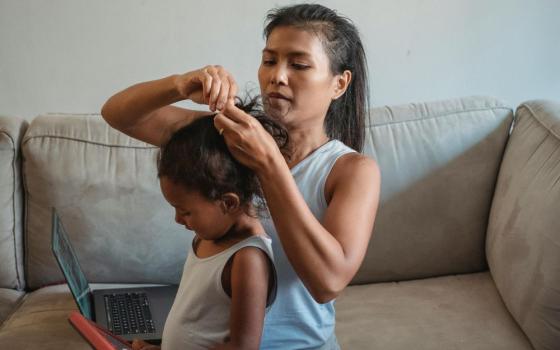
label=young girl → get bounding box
[104,4,381,350]
[132,100,288,350]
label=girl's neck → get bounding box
[214,213,263,245]
[194,213,263,258]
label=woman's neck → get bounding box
[286,124,330,169]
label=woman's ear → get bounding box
[333,70,352,100]
[220,193,241,214]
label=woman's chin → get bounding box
[264,104,291,122]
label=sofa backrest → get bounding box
[486,100,560,350]
[352,96,513,284]
[0,116,27,290]
[20,96,515,289]
[22,114,192,290]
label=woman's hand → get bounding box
[175,65,238,111]
[131,339,160,350]
[213,101,285,174]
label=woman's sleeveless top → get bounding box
[260,140,356,350]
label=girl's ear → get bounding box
[333,70,352,100]
[220,193,241,214]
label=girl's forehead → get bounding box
[161,177,196,199]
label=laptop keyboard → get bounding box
[104,292,156,335]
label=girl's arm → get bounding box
[101,66,237,146]
[212,247,271,350]
[214,104,381,303]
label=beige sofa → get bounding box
[0,96,558,349]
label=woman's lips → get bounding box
[267,92,291,101]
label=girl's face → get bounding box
[159,177,235,241]
[258,26,346,129]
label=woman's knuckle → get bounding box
[247,118,258,129]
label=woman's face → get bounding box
[258,26,342,129]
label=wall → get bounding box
[1,0,559,120]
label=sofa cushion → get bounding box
[354,96,513,284]
[336,272,532,349]
[0,288,25,325]
[0,284,163,349]
[486,100,560,350]
[0,116,28,290]
[0,284,93,349]
[22,114,192,290]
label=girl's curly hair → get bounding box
[157,96,290,216]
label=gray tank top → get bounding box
[161,235,276,350]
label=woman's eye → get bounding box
[262,59,275,66]
[292,63,310,70]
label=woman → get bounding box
[103,4,380,350]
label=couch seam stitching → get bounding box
[0,292,27,333]
[0,130,22,291]
[518,103,560,140]
[367,106,512,128]
[22,143,30,291]
[22,135,158,149]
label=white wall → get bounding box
[1,0,559,121]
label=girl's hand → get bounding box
[131,339,160,350]
[213,101,285,173]
[174,65,238,111]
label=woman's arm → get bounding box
[260,153,380,303]
[101,66,237,146]
[212,247,271,350]
[214,104,381,303]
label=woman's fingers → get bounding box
[201,65,237,112]
[213,112,240,136]
[215,74,230,111]
[214,109,282,173]
[177,65,236,108]
[201,69,213,104]
[222,102,253,124]
[228,75,238,102]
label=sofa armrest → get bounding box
[487,100,560,350]
[0,116,28,290]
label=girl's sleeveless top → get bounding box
[161,235,276,350]
[260,140,356,350]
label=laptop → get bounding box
[51,208,178,342]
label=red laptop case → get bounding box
[68,311,133,350]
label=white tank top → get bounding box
[161,234,276,350]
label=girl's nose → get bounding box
[184,222,193,231]
[174,211,184,225]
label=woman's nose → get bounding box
[270,64,288,86]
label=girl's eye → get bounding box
[177,209,190,216]
[262,59,275,66]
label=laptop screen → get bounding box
[51,209,94,320]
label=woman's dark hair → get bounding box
[264,3,369,152]
[157,96,289,216]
